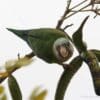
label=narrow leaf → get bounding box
[82,51,100,95]
[0,85,7,100]
[55,56,83,100]
[8,75,22,100]
[0,85,4,94]
[29,86,47,100]
[72,16,89,53]
[1,94,7,100]
[34,90,47,100]
[90,49,100,61]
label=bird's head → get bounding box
[53,37,74,63]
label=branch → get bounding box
[65,3,91,19]
[56,0,72,29]
[55,56,83,100]
[56,0,89,29]
[71,7,100,18]
[0,52,35,83]
[56,0,100,30]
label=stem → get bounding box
[55,56,83,100]
[56,7,70,29]
[56,0,73,29]
[71,9,100,16]
[63,24,73,30]
[0,52,35,83]
[56,0,90,29]
[81,51,100,95]
[66,0,72,10]
[70,0,88,10]
[71,9,92,12]
[0,68,18,83]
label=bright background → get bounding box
[0,0,100,100]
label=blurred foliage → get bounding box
[0,85,7,100]
[29,86,47,100]
[5,55,33,73]
[8,75,22,100]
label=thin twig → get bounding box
[65,3,91,19]
[63,23,73,30]
[71,8,100,13]
[71,7,100,19]
[71,9,91,12]
[56,0,72,29]
[56,0,90,29]
[66,0,72,10]
[70,0,88,10]
[0,68,18,83]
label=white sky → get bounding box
[0,0,100,100]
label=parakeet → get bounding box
[7,28,73,65]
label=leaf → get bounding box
[81,51,100,95]
[0,85,4,94]
[0,85,7,100]
[29,86,47,100]
[34,90,47,100]
[8,75,22,100]
[72,16,89,53]
[90,49,100,61]
[55,56,83,100]
[1,94,7,100]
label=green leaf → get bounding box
[0,85,4,94]
[90,49,100,62]
[72,16,89,53]
[55,56,83,100]
[8,75,22,100]
[35,91,47,100]
[29,86,47,100]
[81,51,100,96]
[1,94,7,100]
[0,85,7,100]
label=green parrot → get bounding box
[7,28,73,65]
